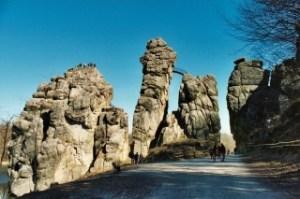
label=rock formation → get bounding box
[8,64,129,196]
[270,58,300,142]
[153,73,221,147]
[227,57,300,151]
[132,38,176,157]
[156,113,187,145]
[90,107,129,173]
[227,59,270,151]
[227,25,300,151]
[177,74,220,143]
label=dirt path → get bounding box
[22,155,292,199]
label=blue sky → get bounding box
[0,0,250,133]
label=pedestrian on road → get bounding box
[134,152,140,165]
[219,143,226,162]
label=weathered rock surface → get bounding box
[90,107,129,173]
[8,64,129,196]
[227,59,270,151]
[132,38,176,157]
[270,58,300,142]
[227,26,300,150]
[177,74,221,143]
[227,55,300,151]
[156,113,187,145]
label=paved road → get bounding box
[23,155,291,199]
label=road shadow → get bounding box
[21,155,290,199]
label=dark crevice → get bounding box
[150,101,169,148]
[32,156,38,184]
[14,161,21,171]
[64,115,89,129]
[41,112,51,141]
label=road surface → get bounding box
[23,155,291,199]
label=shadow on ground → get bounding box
[21,155,291,199]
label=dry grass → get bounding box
[145,139,209,162]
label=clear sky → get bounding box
[0,0,251,134]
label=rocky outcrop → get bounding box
[227,59,270,151]
[156,113,187,145]
[90,107,129,173]
[177,74,220,143]
[8,64,129,196]
[270,59,300,142]
[227,24,300,151]
[132,38,176,157]
[227,56,300,151]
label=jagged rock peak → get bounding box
[141,38,176,65]
[146,37,168,49]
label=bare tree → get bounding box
[231,0,300,66]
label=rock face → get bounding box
[270,59,300,142]
[156,113,187,145]
[8,64,129,196]
[132,38,176,157]
[177,74,221,143]
[227,59,270,151]
[90,107,129,173]
[227,25,300,151]
[227,56,300,151]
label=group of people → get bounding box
[209,143,227,162]
[128,141,228,166]
[129,152,143,165]
[129,141,143,165]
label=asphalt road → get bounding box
[23,155,291,199]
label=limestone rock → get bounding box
[177,74,220,142]
[132,38,176,157]
[8,64,129,196]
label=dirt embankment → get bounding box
[245,145,300,199]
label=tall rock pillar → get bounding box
[132,38,176,157]
[227,58,270,151]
